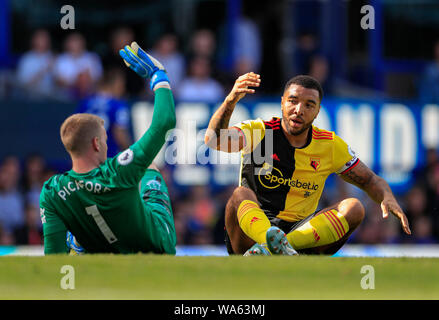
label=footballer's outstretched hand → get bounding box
[340,160,412,235]
[119,42,169,90]
[226,72,261,104]
[381,197,411,235]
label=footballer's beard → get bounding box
[282,116,314,136]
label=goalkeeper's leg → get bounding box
[140,164,176,254]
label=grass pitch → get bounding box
[0,255,438,300]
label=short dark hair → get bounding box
[283,75,323,101]
[60,113,105,157]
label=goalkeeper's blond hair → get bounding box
[60,113,105,157]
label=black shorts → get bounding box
[225,211,319,255]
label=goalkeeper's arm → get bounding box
[40,199,69,255]
[119,42,176,165]
[132,87,176,165]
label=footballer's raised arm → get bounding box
[204,72,260,152]
[340,160,411,235]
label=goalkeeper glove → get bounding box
[119,42,170,90]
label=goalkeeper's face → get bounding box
[281,84,320,136]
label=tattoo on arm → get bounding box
[211,108,234,136]
[206,102,243,152]
[342,162,373,188]
[341,161,392,203]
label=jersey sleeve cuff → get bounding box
[233,126,247,150]
[337,157,360,175]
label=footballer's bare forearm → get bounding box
[363,174,394,204]
[207,98,236,135]
[341,161,393,204]
[205,72,259,150]
[342,161,411,234]
[204,98,240,150]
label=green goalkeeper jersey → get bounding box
[40,88,176,254]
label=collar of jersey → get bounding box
[280,125,313,150]
[68,167,100,177]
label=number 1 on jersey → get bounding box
[85,205,118,244]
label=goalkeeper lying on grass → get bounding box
[40,42,177,254]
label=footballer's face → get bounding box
[281,84,320,136]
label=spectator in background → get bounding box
[172,185,219,245]
[423,149,439,210]
[76,68,131,158]
[16,29,54,98]
[393,186,432,243]
[188,29,230,90]
[427,162,439,238]
[13,203,43,245]
[232,16,262,76]
[0,223,14,245]
[293,32,319,76]
[413,148,438,186]
[53,32,103,99]
[309,54,333,96]
[21,154,46,209]
[217,15,261,84]
[102,27,145,97]
[411,216,436,244]
[419,39,439,104]
[184,185,216,245]
[404,186,428,222]
[189,29,216,60]
[177,56,224,103]
[0,156,24,240]
[151,33,185,91]
[354,204,387,244]
[413,148,439,239]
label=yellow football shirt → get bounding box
[233,117,359,222]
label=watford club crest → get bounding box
[310,157,320,171]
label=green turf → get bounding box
[0,255,438,299]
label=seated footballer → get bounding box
[204,72,411,255]
[40,42,177,254]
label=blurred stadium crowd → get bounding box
[1,147,439,246]
[2,25,255,102]
[1,3,439,248]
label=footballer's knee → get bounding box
[225,187,257,224]
[230,186,258,204]
[339,198,365,228]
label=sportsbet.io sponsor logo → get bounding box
[263,174,320,190]
[258,163,319,191]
